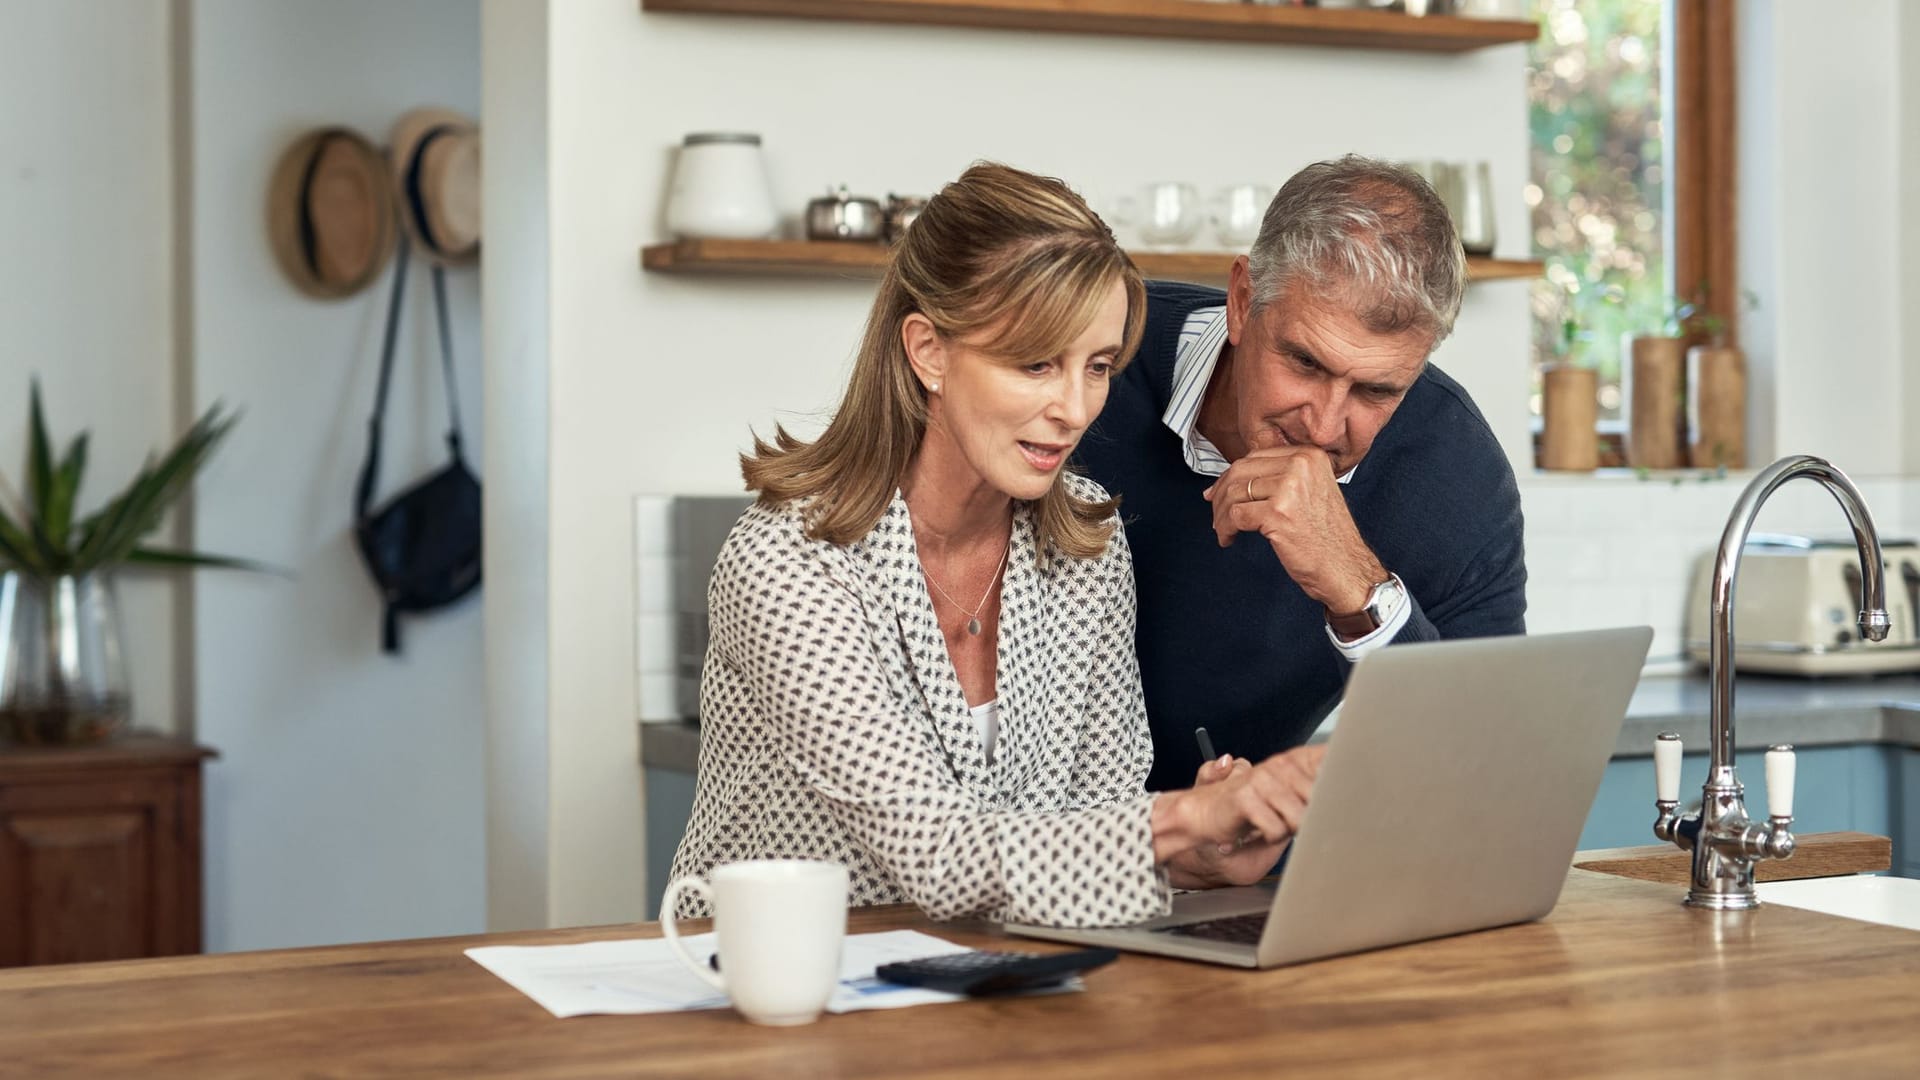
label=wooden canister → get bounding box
[1688,345,1746,469]
[1540,363,1599,470]
[1627,335,1686,469]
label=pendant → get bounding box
[967,618,982,636]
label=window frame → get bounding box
[1670,0,1739,350]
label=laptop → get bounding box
[1005,626,1653,968]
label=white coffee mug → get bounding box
[660,859,849,1026]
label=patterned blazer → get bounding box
[668,473,1173,927]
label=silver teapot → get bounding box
[805,186,885,242]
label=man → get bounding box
[1078,155,1527,792]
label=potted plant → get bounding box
[1685,289,1759,470]
[0,382,257,745]
[1624,298,1692,470]
[1540,313,1600,471]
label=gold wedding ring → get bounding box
[1245,478,1255,502]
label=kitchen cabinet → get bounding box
[640,0,1538,53]
[1903,750,1920,876]
[644,763,696,918]
[0,734,214,967]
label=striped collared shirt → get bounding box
[1157,306,1402,661]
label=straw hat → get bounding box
[266,127,397,299]
[389,108,481,266]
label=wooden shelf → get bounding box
[640,0,1538,53]
[641,237,1543,285]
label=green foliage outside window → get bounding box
[1527,0,1666,422]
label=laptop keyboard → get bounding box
[1160,912,1267,945]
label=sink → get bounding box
[1755,875,1920,932]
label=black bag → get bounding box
[353,237,481,653]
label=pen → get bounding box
[1196,726,1254,851]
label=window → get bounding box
[1525,0,1737,465]
[1527,0,1665,427]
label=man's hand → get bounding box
[1203,445,1385,616]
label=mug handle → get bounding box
[660,875,727,994]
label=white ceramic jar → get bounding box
[665,133,779,241]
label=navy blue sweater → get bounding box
[1077,281,1527,791]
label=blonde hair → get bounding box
[742,162,1146,560]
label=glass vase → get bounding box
[0,571,131,744]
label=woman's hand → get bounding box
[1165,755,1288,888]
[1153,745,1327,888]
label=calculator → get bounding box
[875,947,1119,996]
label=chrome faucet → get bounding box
[1652,455,1891,909]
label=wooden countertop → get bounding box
[2,868,1917,1077]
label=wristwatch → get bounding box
[1326,573,1407,641]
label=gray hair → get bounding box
[1244,155,1466,349]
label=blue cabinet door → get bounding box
[644,766,699,920]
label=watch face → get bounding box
[1367,576,1406,623]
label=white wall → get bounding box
[1738,0,1779,466]
[187,0,486,952]
[1903,1,1920,477]
[0,0,180,735]
[480,0,553,933]
[1741,0,1904,471]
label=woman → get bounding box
[670,163,1320,928]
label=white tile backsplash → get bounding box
[1519,473,1920,671]
[636,613,674,674]
[635,495,672,557]
[637,674,678,723]
[635,496,678,721]
[636,556,674,615]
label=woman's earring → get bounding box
[929,381,940,394]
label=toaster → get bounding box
[1683,534,1920,675]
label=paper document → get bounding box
[466,929,978,1018]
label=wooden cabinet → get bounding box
[0,735,214,967]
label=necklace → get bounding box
[922,532,1011,636]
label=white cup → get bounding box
[1209,183,1275,249]
[1112,182,1203,249]
[660,859,849,1026]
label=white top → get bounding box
[970,698,1001,764]
[1161,305,1410,662]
